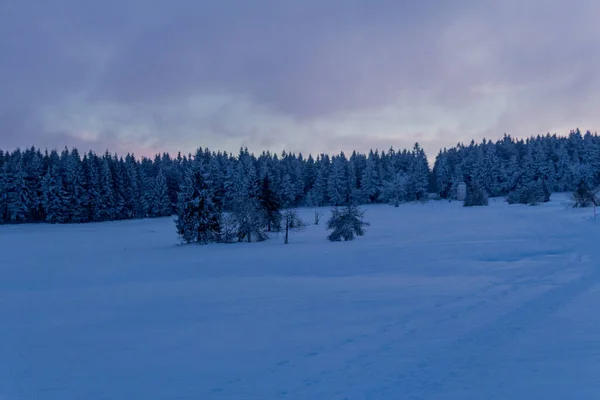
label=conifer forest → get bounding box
[1,128,599,228]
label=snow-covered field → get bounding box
[1,194,599,399]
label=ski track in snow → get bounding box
[1,194,599,399]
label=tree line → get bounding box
[1,128,600,226]
[433,128,600,205]
[0,143,429,225]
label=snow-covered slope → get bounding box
[1,194,599,399]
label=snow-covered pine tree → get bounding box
[122,154,140,219]
[83,152,103,222]
[553,143,572,192]
[42,161,69,224]
[138,161,153,217]
[291,154,306,203]
[408,143,430,202]
[360,153,380,203]
[583,131,600,186]
[347,157,362,204]
[228,162,267,242]
[327,154,349,206]
[175,166,222,244]
[98,156,116,221]
[433,150,452,199]
[280,173,296,208]
[379,150,393,184]
[108,155,128,220]
[463,180,489,206]
[5,156,30,223]
[381,172,409,206]
[509,146,551,205]
[160,153,181,208]
[307,156,328,207]
[480,144,502,197]
[326,204,370,241]
[533,142,555,192]
[62,148,89,223]
[0,163,8,224]
[258,174,281,232]
[149,168,172,217]
[208,155,226,209]
[24,148,45,222]
[302,154,317,204]
[503,154,521,194]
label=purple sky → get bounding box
[1,0,600,159]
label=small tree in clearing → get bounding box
[232,200,268,242]
[282,209,305,244]
[571,181,599,208]
[314,210,323,225]
[326,204,369,242]
[175,169,221,245]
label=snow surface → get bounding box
[1,194,599,399]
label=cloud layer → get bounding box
[2,0,600,159]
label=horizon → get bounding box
[1,128,595,166]
[2,1,600,160]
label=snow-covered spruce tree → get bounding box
[0,163,8,224]
[149,168,172,217]
[24,149,45,222]
[42,163,69,224]
[98,156,116,221]
[326,204,370,242]
[106,154,127,220]
[554,143,572,191]
[308,157,328,206]
[407,143,430,202]
[327,154,349,206]
[110,158,131,220]
[5,157,30,223]
[347,157,362,204]
[381,172,408,206]
[280,173,295,209]
[122,154,141,219]
[480,144,503,197]
[83,152,103,222]
[291,154,307,202]
[539,178,552,203]
[227,162,267,242]
[175,167,222,244]
[463,181,488,207]
[62,148,89,223]
[258,174,281,232]
[433,151,452,199]
[208,155,226,209]
[138,165,152,217]
[360,153,380,203]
